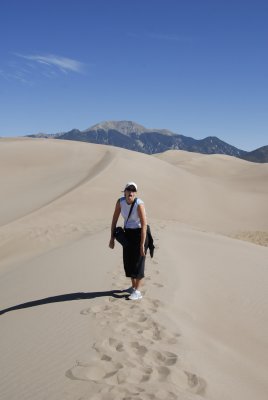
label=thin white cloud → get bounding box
[15,53,85,73]
[0,68,30,84]
[0,53,86,85]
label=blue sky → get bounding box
[0,0,267,151]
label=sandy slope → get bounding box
[155,150,268,245]
[0,139,267,400]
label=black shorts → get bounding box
[123,228,147,279]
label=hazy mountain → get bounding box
[26,120,267,162]
[238,145,268,163]
[26,132,63,139]
[27,133,54,138]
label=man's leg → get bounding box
[131,278,141,290]
[134,278,142,291]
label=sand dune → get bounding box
[155,149,268,244]
[0,139,267,400]
[0,138,115,226]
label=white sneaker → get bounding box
[129,290,142,300]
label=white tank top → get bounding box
[120,197,144,229]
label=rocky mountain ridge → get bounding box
[26,120,268,163]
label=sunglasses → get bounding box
[126,186,137,192]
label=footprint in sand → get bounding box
[156,366,171,381]
[67,359,154,387]
[153,390,178,400]
[66,359,123,383]
[130,343,179,369]
[80,303,111,316]
[167,369,206,395]
[152,282,164,288]
[130,341,148,357]
[184,370,207,395]
[93,337,125,355]
[80,307,91,315]
[148,350,178,366]
[108,337,125,352]
[89,384,150,400]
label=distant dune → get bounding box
[1,139,267,400]
[155,149,268,242]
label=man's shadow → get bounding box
[0,290,129,316]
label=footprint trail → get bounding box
[66,252,206,400]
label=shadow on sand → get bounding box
[0,290,129,315]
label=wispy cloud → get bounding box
[0,53,86,85]
[15,53,85,74]
[0,68,32,84]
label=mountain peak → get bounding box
[83,120,149,135]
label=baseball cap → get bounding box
[123,181,138,191]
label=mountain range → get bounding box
[26,120,268,163]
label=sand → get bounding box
[0,139,267,400]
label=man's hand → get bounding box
[109,238,115,249]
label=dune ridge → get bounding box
[0,139,267,400]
